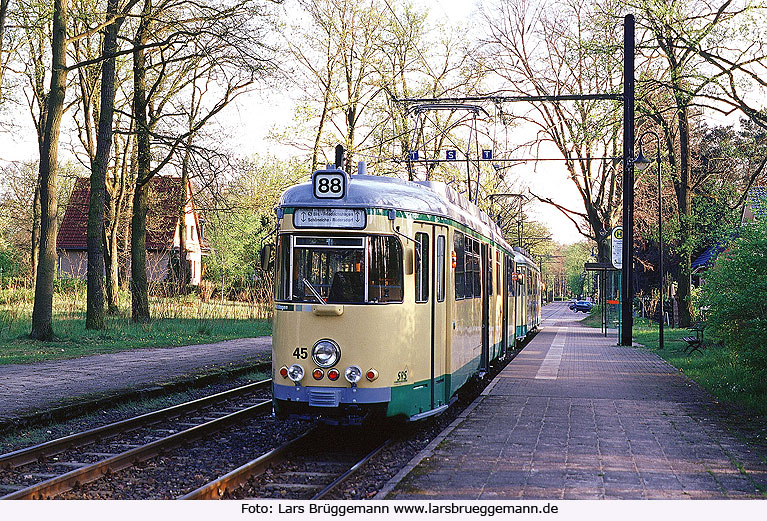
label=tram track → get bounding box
[0,379,274,499]
[1,324,539,500]
[182,427,391,500]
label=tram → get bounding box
[270,164,541,424]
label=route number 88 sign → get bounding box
[313,170,346,199]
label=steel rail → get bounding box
[311,439,391,500]
[179,429,316,500]
[1,400,272,500]
[0,379,272,470]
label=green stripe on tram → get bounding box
[282,206,524,260]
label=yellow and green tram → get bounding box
[271,167,541,424]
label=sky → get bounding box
[0,0,587,246]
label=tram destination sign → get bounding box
[294,208,366,229]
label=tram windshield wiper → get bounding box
[303,278,327,305]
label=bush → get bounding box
[701,218,767,369]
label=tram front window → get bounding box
[293,238,365,303]
[282,235,403,304]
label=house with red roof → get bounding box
[56,176,205,285]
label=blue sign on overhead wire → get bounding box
[408,150,419,161]
[482,149,493,160]
[446,150,457,160]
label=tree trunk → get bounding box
[130,182,150,322]
[130,0,151,323]
[31,178,41,287]
[86,0,123,329]
[103,218,119,313]
[31,0,68,341]
[675,101,694,327]
[178,140,191,291]
[103,179,121,313]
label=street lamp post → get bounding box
[633,131,664,350]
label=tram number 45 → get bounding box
[293,347,308,359]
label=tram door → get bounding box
[415,223,449,412]
[480,243,490,372]
[502,254,509,356]
[431,225,449,409]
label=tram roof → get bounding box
[279,174,520,253]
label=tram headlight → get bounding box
[312,339,341,368]
[344,365,362,384]
[287,364,305,382]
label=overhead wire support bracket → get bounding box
[406,103,490,117]
[394,93,624,105]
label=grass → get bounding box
[0,284,272,365]
[588,312,767,418]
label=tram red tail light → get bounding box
[279,366,289,378]
[312,368,324,380]
[366,368,379,382]
[327,368,340,381]
[451,251,457,268]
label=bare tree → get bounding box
[0,0,11,99]
[482,0,624,262]
[30,0,67,340]
[129,0,276,322]
[285,0,389,172]
[631,0,767,326]
[83,0,138,328]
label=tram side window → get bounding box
[527,269,532,296]
[368,236,404,303]
[469,238,481,299]
[437,235,445,302]
[487,246,493,296]
[496,251,502,294]
[454,232,465,299]
[275,234,290,301]
[415,232,430,303]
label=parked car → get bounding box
[571,300,593,313]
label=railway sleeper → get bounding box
[264,483,322,492]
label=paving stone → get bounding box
[387,302,767,500]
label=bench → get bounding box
[681,322,705,355]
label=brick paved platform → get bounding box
[383,302,767,499]
[0,337,271,420]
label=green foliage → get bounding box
[702,216,767,369]
[563,242,593,297]
[203,154,306,294]
[0,247,21,278]
[631,317,767,418]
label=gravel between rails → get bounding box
[4,351,521,500]
[0,372,270,455]
[57,416,314,500]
